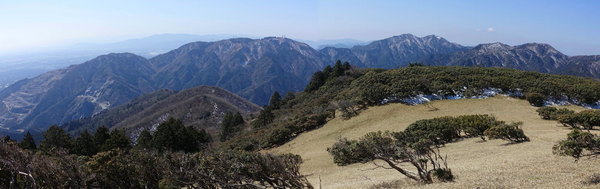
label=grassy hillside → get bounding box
[270,96,600,188]
[226,65,600,151]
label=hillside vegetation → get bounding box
[270,96,600,188]
[226,65,600,151]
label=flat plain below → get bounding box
[270,96,600,189]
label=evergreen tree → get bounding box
[252,109,274,129]
[269,92,282,109]
[152,118,209,152]
[94,126,110,149]
[304,71,327,92]
[136,130,153,150]
[220,112,245,141]
[102,129,131,151]
[332,60,344,77]
[71,130,97,156]
[176,127,203,153]
[40,125,72,151]
[196,129,212,145]
[342,61,352,70]
[322,65,333,76]
[233,112,244,125]
[19,131,37,150]
[152,118,182,152]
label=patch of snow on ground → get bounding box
[386,88,511,105]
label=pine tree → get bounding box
[342,61,351,70]
[40,125,72,151]
[304,71,327,92]
[101,129,131,151]
[136,130,153,150]
[152,118,182,152]
[332,60,344,77]
[220,112,245,141]
[94,126,110,149]
[19,131,36,150]
[151,118,209,152]
[269,92,282,109]
[252,109,274,129]
[71,130,97,156]
[233,112,244,125]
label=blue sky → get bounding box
[1,0,599,55]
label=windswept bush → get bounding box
[536,107,575,120]
[575,110,600,130]
[552,109,600,130]
[328,131,453,183]
[483,122,529,143]
[456,114,502,140]
[404,117,461,145]
[404,115,526,144]
[553,129,600,160]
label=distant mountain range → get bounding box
[0,34,244,90]
[1,33,600,137]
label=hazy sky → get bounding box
[1,0,599,55]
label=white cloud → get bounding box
[487,27,495,32]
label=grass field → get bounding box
[269,96,600,189]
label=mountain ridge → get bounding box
[62,86,261,139]
[2,34,600,136]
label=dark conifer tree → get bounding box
[304,71,327,92]
[94,126,110,149]
[269,92,282,109]
[101,129,131,151]
[152,118,182,152]
[136,130,153,150]
[72,130,97,156]
[342,61,352,70]
[252,109,274,129]
[40,125,72,151]
[220,112,245,141]
[332,60,344,77]
[19,131,36,150]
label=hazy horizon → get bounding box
[1,0,600,55]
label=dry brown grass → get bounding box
[269,96,600,189]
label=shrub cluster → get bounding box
[537,107,600,130]
[0,141,312,189]
[536,107,575,120]
[404,115,528,144]
[349,66,600,106]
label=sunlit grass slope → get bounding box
[270,96,600,189]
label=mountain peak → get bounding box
[91,52,147,63]
[390,33,418,39]
[473,42,512,52]
[516,43,562,56]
